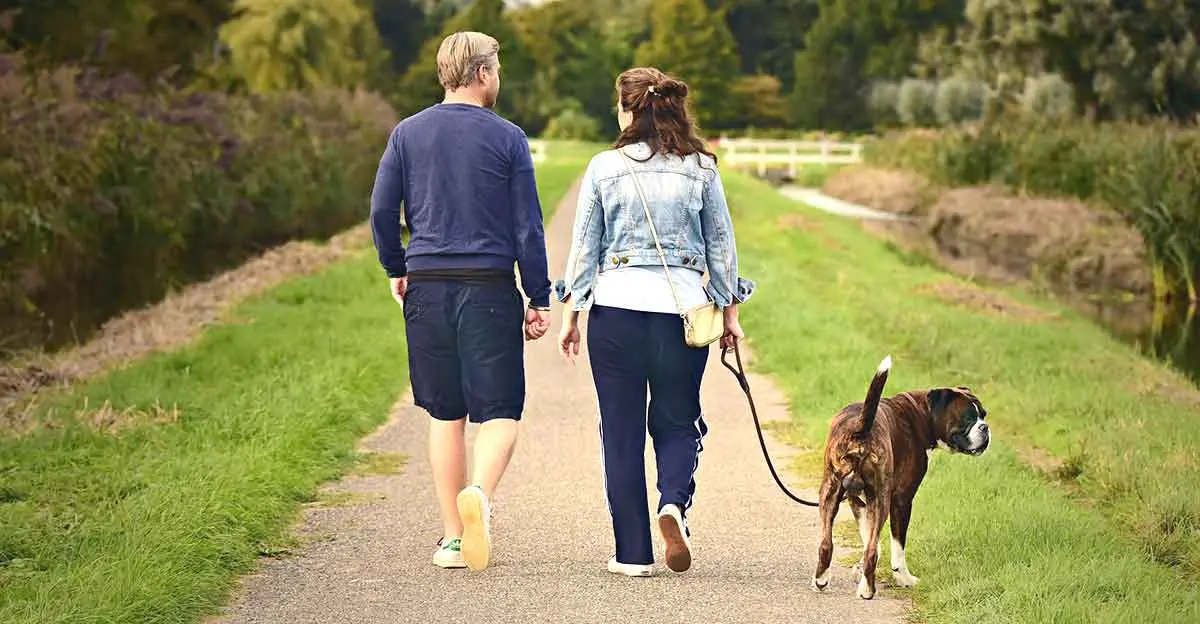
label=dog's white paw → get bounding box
[811,569,831,592]
[892,567,919,588]
[857,576,875,600]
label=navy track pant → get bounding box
[587,305,710,566]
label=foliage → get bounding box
[867,120,1200,301]
[934,73,985,125]
[635,0,741,131]
[542,100,603,142]
[930,0,1200,121]
[0,51,396,351]
[896,78,937,127]
[1021,73,1074,121]
[730,73,789,129]
[218,0,387,93]
[394,0,539,130]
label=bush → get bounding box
[897,78,938,127]
[866,119,1200,301]
[0,52,396,352]
[867,81,901,128]
[1023,74,1075,121]
[935,75,986,125]
[542,101,602,141]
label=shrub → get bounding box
[542,101,602,141]
[897,78,938,127]
[865,119,1200,301]
[0,52,396,353]
[1022,74,1075,121]
[867,81,901,128]
[935,75,986,125]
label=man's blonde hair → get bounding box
[437,31,499,90]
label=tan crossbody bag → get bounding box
[617,148,724,348]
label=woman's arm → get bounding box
[699,168,756,307]
[553,160,605,310]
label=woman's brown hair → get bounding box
[612,67,717,166]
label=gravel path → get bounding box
[213,181,907,624]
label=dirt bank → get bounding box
[822,166,1152,298]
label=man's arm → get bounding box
[369,129,407,278]
[509,132,551,308]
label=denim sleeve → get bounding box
[553,160,604,310]
[509,131,551,308]
[369,129,407,278]
[700,168,756,306]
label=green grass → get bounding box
[0,144,592,624]
[726,171,1200,623]
[535,140,608,214]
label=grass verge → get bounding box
[727,171,1200,623]
[0,143,591,623]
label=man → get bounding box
[369,31,551,572]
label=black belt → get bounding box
[406,269,514,285]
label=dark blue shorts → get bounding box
[402,279,525,423]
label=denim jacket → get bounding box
[553,143,756,311]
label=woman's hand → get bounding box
[558,321,581,364]
[720,304,744,350]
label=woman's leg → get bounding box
[587,306,654,565]
[646,313,710,528]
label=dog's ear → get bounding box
[928,388,955,415]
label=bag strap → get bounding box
[617,147,686,319]
[720,343,819,507]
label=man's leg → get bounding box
[457,280,526,570]
[404,281,470,566]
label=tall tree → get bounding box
[396,0,539,130]
[371,0,427,75]
[790,0,964,130]
[937,0,1200,121]
[635,0,741,131]
[219,0,387,93]
[722,0,818,92]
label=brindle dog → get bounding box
[810,356,990,599]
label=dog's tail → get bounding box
[856,355,892,437]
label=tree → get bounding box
[937,0,1200,121]
[219,0,387,93]
[730,74,789,129]
[395,0,539,130]
[722,0,818,92]
[635,0,741,131]
[512,0,632,137]
[371,0,427,75]
[789,0,965,131]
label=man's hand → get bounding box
[525,308,550,341]
[389,277,407,307]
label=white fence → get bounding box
[716,137,863,179]
[528,139,547,163]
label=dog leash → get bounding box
[720,342,819,508]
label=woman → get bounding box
[553,67,755,577]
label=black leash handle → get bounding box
[720,342,819,508]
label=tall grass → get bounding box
[0,51,397,353]
[866,120,1200,302]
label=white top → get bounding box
[593,265,709,315]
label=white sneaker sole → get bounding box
[658,506,692,573]
[457,488,490,571]
[607,559,653,577]
[433,555,466,569]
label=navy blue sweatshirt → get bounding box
[369,103,551,308]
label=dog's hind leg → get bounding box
[810,479,841,592]
[889,493,918,587]
[857,496,890,600]
[847,497,872,581]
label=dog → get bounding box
[809,355,990,600]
